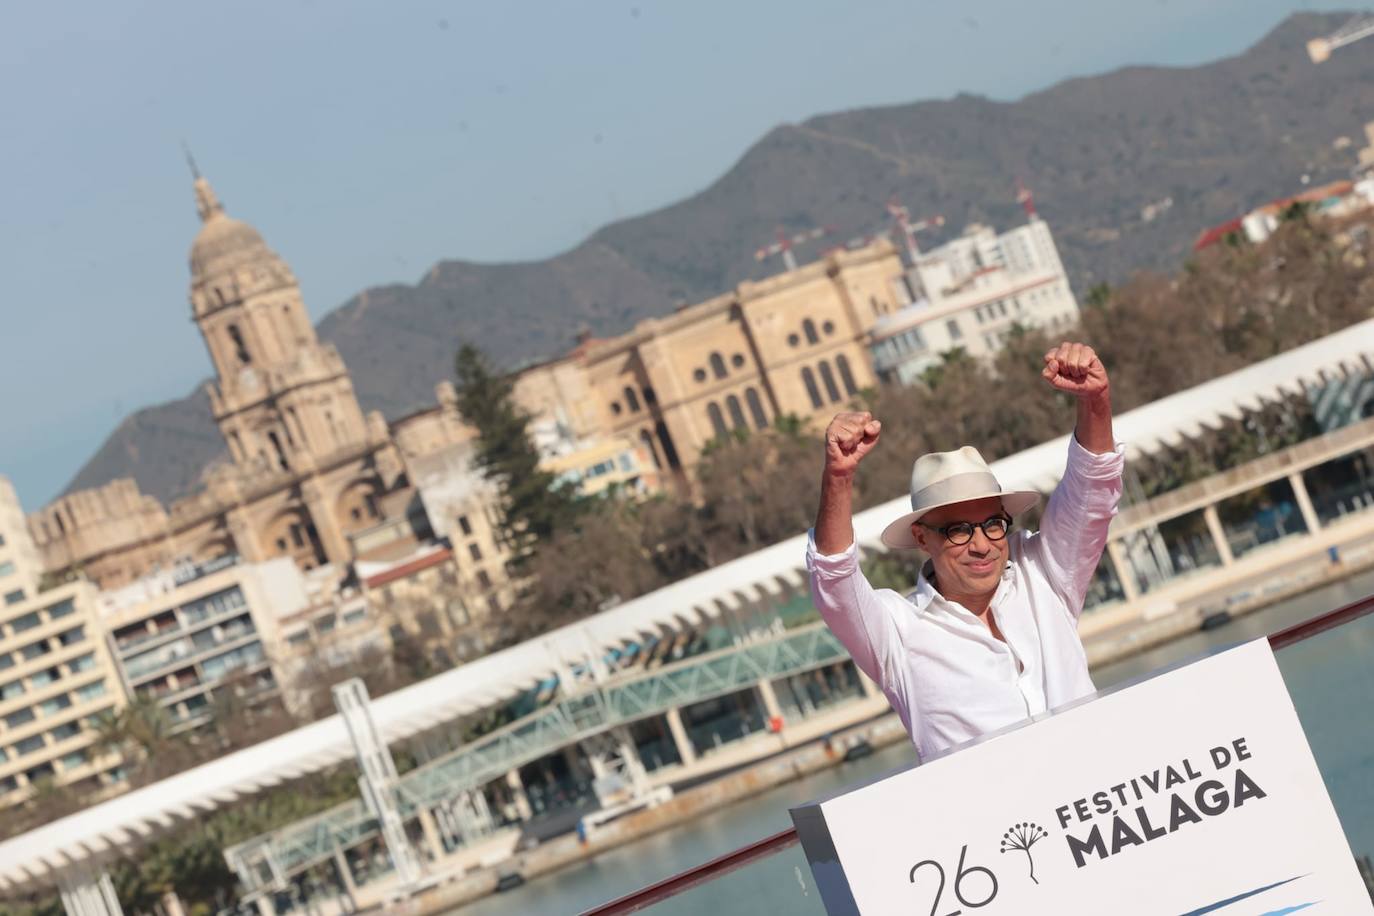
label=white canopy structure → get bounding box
[2,317,1372,896]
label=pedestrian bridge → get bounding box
[228,622,850,884]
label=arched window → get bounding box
[709,352,727,379]
[801,367,823,409]
[726,395,747,431]
[707,402,729,440]
[835,354,858,396]
[818,361,842,403]
[267,430,290,470]
[639,429,662,470]
[655,421,682,469]
[745,387,768,429]
[802,319,819,345]
[228,324,251,365]
[623,386,641,412]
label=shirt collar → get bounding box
[909,557,1017,614]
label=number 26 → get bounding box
[908,844,998,916]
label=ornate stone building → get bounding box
[30,176,472,591]
[513,240,906,484]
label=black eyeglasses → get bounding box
[919,514,1013,546]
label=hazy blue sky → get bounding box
[0,0,1350,508]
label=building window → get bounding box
[946,318,963,340]
[0,561,14,578]
[787,333,800,348]
[4,708,35,729]
[60,750,87,771]
[457,515,472,536]
[469,543,483,561]
[745,388,768,430]
[227,324,252,365]
[46,600,75,621]
[706,402,729,440]
[39,695,72,716]
[58,626,85,647]
[623,387,641,412]
[267,431,290,470]
[4,590,24,606]
[287,631,309,647]
[76,681,106,703]
[610,401,623,416]
[49,721,81,742]
[818,362,843,403]
[476,570,492,590]
[20,642,48,661]
[726,395,747,431]
[642,386,656,405]
[487,595,502,615]
[801,367,823,409]
[9,612,40,634]
[802,319,819,345]
[709,352,727,379]
[693,368,707,383]
[0,680,22,701]
[835,354,858,396]
[822,320,836,336]
[731,353,746,368]
[15,735,45,756]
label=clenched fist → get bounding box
[1042,341,1109,400]
[824,411,882,479]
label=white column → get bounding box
[333,679,423,886]
[57,869,125,916]
[416,807,444,860]
[332,850,358,898]
[505,768,533,821]
[1288,472,1322,534]
[664,707,697,766]
[1202,505,1235,566]
[756,679,784,723]
[1106,540,1141,601]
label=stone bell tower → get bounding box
[187,170,369,475]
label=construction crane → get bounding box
[1308,14,1374,63]
[755,225,829,272]
[885,198,945,262]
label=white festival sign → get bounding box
[791,640,1372,915]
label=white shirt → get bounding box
[806,437,1125,760]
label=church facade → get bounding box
[30,176,478,591]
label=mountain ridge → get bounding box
[61,11,1371,505]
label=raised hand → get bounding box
[1042,341,1109,400]
[824,411,882,479]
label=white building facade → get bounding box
[870,217,1080,385]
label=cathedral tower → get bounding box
[188,174,369,475]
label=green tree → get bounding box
[453,343,582,567]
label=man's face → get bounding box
[911,496,1011,600]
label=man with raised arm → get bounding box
[807,341,1124,760]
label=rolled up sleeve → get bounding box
[1032,437,1126,617]
[806,530,900,689]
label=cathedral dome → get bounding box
[187,177,275,284]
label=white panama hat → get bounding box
[879,445,1040,550]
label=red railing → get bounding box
[580,589,1374,915]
